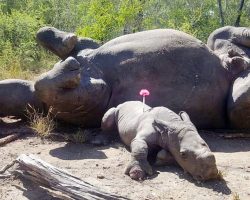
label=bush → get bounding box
[0,10,57,79]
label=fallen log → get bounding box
[0,133,21,146]
[0,127,34,146]
[1,154,129,200]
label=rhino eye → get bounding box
[180,151,188,159]
[201,142,207,147]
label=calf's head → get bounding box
[154,111,218,181]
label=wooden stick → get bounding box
[0,133,22,146]
[0,160,16,178]
[13,154,129,200]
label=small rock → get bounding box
[97,175,105,179]
[246,166,250,172]
[96,164,99,167]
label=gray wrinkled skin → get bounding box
[0,79,42,117]
[101,101,218,181]
[208,26,250,129]
[35,27,230,129]
[1,26,250,129]
[207,26,250,78]
[228,69,250,129]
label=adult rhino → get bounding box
[0,26,250,129]
[207,26,250,129]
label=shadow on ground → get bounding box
[14,177,61,200]
[49,142,123,160]
[155,165,231,195]
[49,143,108,160]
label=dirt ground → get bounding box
[0,118,250,200]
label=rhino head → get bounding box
[154,112,218,181]
[34,56,111,127]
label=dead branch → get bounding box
[0,126,34,146]
[0,160,16,178]
[1,154,129,200]
[0,133,22,146]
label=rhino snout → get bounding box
[195,152,218,181]
[193,165,218,181]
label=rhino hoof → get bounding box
[129,165,145,180]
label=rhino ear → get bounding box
[179,111,191,122]
[153,118,176,134]
[179,111,197,130]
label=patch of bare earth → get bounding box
[0,118,250,200]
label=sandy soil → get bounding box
[0,119,250,200]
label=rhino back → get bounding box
[116,101,151,145]
[89,29,230,129]
[149,106,181,124]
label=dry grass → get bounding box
[26,105,56,138]
[232,192,240,200]
[68,129,91,143]
[217,169,226,180]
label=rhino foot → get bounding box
[125,159,153,180]
[154,149,176,166]
[220,49,250,77]
[37,26,78,59]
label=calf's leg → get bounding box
[125,138,153,180]
[154,149,176,166]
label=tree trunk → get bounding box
[217,0,224,26]
[11,154,129,200]
[235,0,245,27]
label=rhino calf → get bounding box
[101,101,218,181]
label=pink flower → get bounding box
[139,89,150,96]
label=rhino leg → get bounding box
[219,49,250,77]
[35,56,81,101]
[0,79,43,117]
[154,149,176,166]
[90,107,117,145]
[228,69,250,129]
[37,27,78,60]
[101,107,117,131]
[231,27,250,48]
[125,138,153,180]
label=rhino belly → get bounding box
[113,58,229,128]
[89,29,230,129]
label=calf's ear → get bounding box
[179,111,191,122]
[179,111,197,131]
[153,118,177,134]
